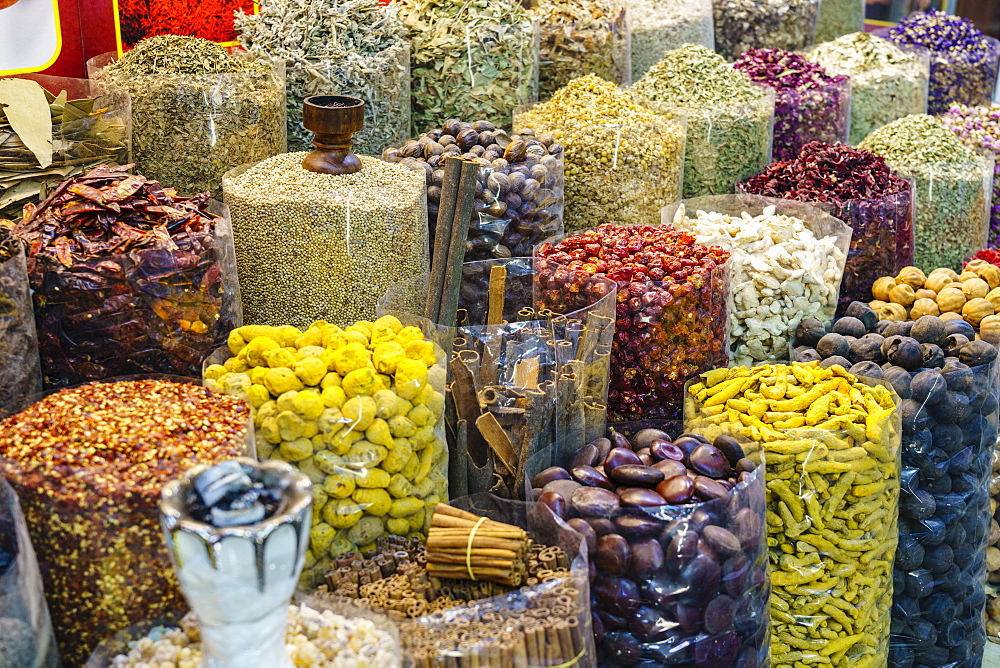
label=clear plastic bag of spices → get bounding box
[711,0,821,61]
[988,438,1000,644]
[378,258,616,501]
[0,228,41,417]
[626,0,713,81]
[767,73,852,163]
[814,0,863,43]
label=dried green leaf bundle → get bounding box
[401,0,539,133]
[530,0,630,99]
[515,75,685,232]
[626,0,714,81]
[0,77,128,221]
[92,35,286,198]
[235,0,410,155]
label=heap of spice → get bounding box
[630,45,773,198]
[10,164,239,389]
[0,228,40,415]
[93,35,285,198]
[710,0,821,61]
[0,77,128,220]
[626,0,713,81]
[859,114,993,273]
[940,105,1000,248]
[814,0,863,43]
[400,0,537,133]
[537,223,731,421]
[733,49,851,162]
[515,75,684,231]
[739,142,914,312]
[809,32,929,145]
[235,0,410,155]
[884,9,1000,114]
[0,379,249,664]
[530,0,630,100]
[223,153,427,328]
[382,120,564,260]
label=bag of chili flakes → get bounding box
[10,164,241,389]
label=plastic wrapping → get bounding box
[14,191,241,389]
[515,87,686,231]
[987,440,1000,643]
[203,317,450,587]
[383,123,565,260]
[0,377,252,665]
[685,364,902,668]
[0,479,58,668]
[532,0,631,99]
[771,74,851,163]
[88,50,286,199]
[809,37,930,146]
[941,105,1000,249]
[813,0,863,44]
[0,228,41,416]
[0,74,130,221]
[222,154,428,329]
[735,179,916,315]
[663,195,851,368]
[627,0,714,81]
[710,0,821,61]
[379,258,616,500]
[525,422,770,666]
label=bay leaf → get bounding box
[0,79,53,169]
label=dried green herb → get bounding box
[810,32,929,145]
[711,0,821,61]
[95,35,285,198]
[814,0,863,43]
[859,114,993,272]
[401,0,538,133]
[630,44,773,198]
[0,79,128,221]
[235,0,410,155]
[626,0,714,81]
[530,0,630,99]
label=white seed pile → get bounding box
[224,154,428,329]
[669,204,847,366]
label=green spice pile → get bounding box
[630,44,773,198]
[0,77,128,220]
[626,0,714,81]
[515,75,685,232]
[810,32,929,144]
[859,114,993,273]
[400,0,537,133]
[96,35,285,198]
[223,153,428,328]
[711,0,821,61]
[531,0,630,100]
[235,0,410,155]
[814,0,863,44]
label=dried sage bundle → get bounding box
[0,77,128,221]
[401,0,539,133]
[711,0,821,61]
[91,36,286,198]
[235,0,410,155]
[626,0,713,81]
[531,0,630,100]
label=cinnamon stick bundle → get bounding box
[426,503,531,586]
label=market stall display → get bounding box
[527,424,769,666]
[400,0,537,133]
[789,312,998,668]
[203,317,449,586]
[710,0,820,61]
[733,49,851,163]
[234,0,410,156]
[531,0,629,99]
[814,0,863,43]
[382,121,565,260]
[0,228,40,416]
[663,196,850,367]
[858,114,993,274]
[0,75,129,221]
[10,164,241,389]
[630,45,774,199]
[686,362,901,668]
[989,446,1000,643]
[0,379,251,664]
[626,0,713,81]
[738,142,914,314]
[89,36,286,199]
[515,75,685,231]
[880,10,1000,115]
[866,263,1000,328]
[941,105,1000,249]
[537,223,731,421]
[808,33,929,146]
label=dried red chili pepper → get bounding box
[537,224,731,421]
[970,248,1000,268]
[11,164,239,388]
